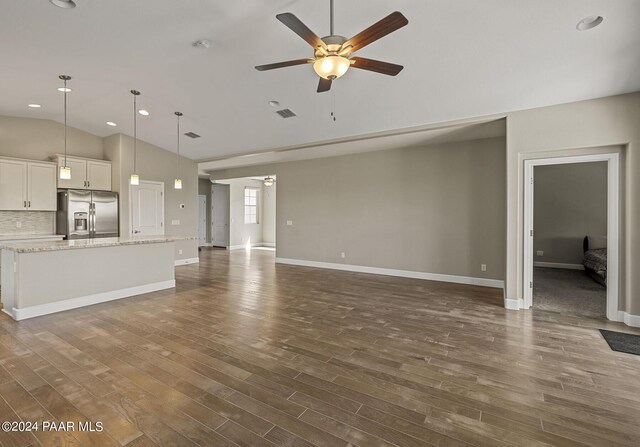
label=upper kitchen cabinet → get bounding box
[54,155,111,191]
[0,158,56,211]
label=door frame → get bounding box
[197,194,207,247]
[211,183,230,248]
[523,153,619,320]
[129,180,165,236]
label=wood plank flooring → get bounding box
[1,248,640,447]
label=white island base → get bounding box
[1,237,180,320]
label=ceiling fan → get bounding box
[255,0,408,93]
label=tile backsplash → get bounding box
[0,211,55,236]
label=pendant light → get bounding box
[174,111,183,189]
[130,90,141,185]
[59,75,72,180]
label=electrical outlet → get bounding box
[286,220,293,226]
[536,250,544,256]
[341,252,346,259]
[178,249,183,255]
[481,264,487,272]
[15,221,21,228]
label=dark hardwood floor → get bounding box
[1,248,640,447]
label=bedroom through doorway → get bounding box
[523,151,620,321]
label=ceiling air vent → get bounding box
[276,108,297,118]
[184,132,201,139]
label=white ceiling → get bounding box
[1,1,639,165]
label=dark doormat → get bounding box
[600,329,640,355]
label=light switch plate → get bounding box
[536,250,544,256]
[171,219,180,225]
[286,220,293,226]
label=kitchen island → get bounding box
[0,236,191,320]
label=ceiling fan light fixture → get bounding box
[50,0,76,9]
[263,177,275,187]
[313,55,350,80]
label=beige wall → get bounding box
[108,134,199,261]
[506,92,640,314]
[217,178,265,248]
[210,137,506,281]
[0,115,104,161]
[534,162,607,265]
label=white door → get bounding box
[211,184,229,247]
[86,160,112,191]
[27,162,57,211]
[198,195,207,246]
[130,181,164,236]
[0,159,28,210]
[57,157,87,189]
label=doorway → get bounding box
[211,183,229,247]
[130,180,164,236]
[198,195,207,247]
[523,153,619,320]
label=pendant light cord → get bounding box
[63,78,67,167]
[330,0,334,35]
[176,113,180,178]
[133,94,137,173]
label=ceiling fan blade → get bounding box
[350,57,404,76]
[276,13,326,49]
[255,59,313,71]
[342,11,408,53]
[317,78,332,93]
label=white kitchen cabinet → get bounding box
[55,155,111,191]
[0,158,57,211]
[86,160,112,191]
[27,162,57,211]
[56,156,88,190]
[0,159,28,210]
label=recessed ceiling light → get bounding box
[576,15,604,31]
[57,87,72,92]
[28,104,41,108]
[268,100,280,107]
[106,121,117,127]
[49,0,76,9]
[138,109,150,116]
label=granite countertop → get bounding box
[0,234,65,241]
[0,236,196,253]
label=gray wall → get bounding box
[106,134,199,261]
[0,115,104,160]
[217,178,265,248]
[210,137,506,281]
[506,91,640,314]
[534,162,607,265]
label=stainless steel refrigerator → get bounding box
[57,190,119,239]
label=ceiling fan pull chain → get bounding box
[331,91,337,122]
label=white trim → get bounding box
[618,311,640,328]
[523,153,619,321]
[229,242,273,250]
[276,257,504,289]
[533,262,584,270]
[7,280,176,321]
[504,298,523,310]
[175,257,199,266]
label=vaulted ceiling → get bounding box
[1,0,638,164]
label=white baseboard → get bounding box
[9,280,176,321]
[534,262,584,270]
[275,257,504,289]
[618,311,640,328]
[229,243,275,250]
[504,298,524,310]
[175,257,199,266]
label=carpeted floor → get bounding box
[533,267,606,317]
